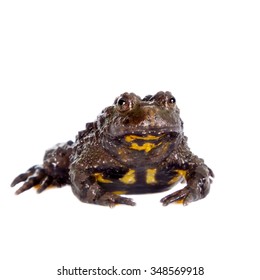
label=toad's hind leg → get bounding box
[11,141,74,195]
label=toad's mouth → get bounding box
[124,134,164,153]
[124,134,163,142]
[122,132,178,153]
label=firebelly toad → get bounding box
[11,91,214,207]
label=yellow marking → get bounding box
[33,184,41,190]
[175,198,185,205]
[168,170,187,185]
[113,191,127,195]
[125,134,163,153]
[94,173,113,183]
[176,169,187,178]
[125,134,161,142]
[168,175,181,185]
[130,142,161,153]
[33,184,56,190]
[146,168,157,184]
[119,169,136,184]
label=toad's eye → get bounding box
[169,97,176,104]
[117,98,126,106]
[114,92,139,112]
[153,91,176,108]
[115,96,131,112]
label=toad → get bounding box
[11,91,214,207]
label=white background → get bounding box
[1,0,260,279]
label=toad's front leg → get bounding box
[161,165,214,206]
[70,167,135,207]
[11,141,73,194]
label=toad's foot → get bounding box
[98,192,136,207]
[11,165,54,194]
[79,184,136,207]
[160,187,191,206]
[161,166,213,206]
